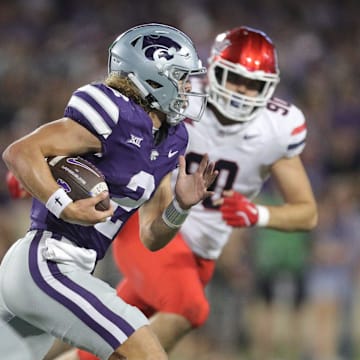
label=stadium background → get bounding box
[0,0,359,359]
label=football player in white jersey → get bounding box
[14,26,318,360]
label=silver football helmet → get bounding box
[108,23,207,125]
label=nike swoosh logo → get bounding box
[168,150,179,158]
[243,134,259,140]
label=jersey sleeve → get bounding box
[283,104,307,158]
[64,83,121,141]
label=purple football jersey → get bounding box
[30,83,188,259]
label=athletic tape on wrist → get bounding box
[162,198,189,229]
[256,205,270,227]
[46,188,73,218]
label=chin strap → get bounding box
[166,112,185,126]
[154,123,169,145]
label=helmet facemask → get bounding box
[165,66,207,125]
[209,58,279,122]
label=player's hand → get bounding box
[61,192,114,226]
[6,171,31,199]
[175,154,218,210]
[220,191,259,227]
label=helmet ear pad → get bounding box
[108,23,207,125]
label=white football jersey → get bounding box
[180,98,307,259]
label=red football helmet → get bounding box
[208,26,280,122]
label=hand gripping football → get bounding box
[47,156,110,211]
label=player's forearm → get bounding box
[2,140,59,203]
[265,202,318,231]
[141,217,179,251]
[140,197,189,251]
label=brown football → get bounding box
[47,156,110,211]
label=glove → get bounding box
[6,171,31,199]
[220,192,259,227]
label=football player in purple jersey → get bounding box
[0,23,217,360]
[60,26,318,360]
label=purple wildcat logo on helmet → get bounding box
[142,35,182,61]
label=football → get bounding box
[47,156,110,211]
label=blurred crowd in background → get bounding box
[0,0,359,359]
